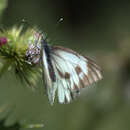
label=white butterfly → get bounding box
[26,35,102,104]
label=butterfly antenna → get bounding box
[44,17,64,45]
[53,17,64,36]
[33,17,64,46]
[56,17,64,27]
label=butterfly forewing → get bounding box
[45,46,103,104]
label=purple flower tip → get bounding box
[0,37,8,46]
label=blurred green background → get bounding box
[1,0,130,130]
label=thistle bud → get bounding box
[0,37,7,46]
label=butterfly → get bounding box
[26,33,102,104]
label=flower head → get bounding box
[0,26,42,88]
